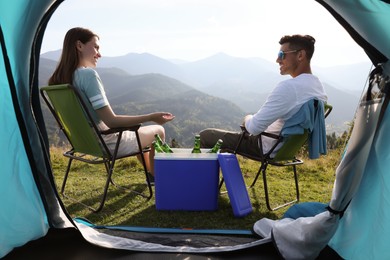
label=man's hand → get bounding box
[243,114,253,128]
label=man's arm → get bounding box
[244,82,295,135]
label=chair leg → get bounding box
[61,134,153,212]
[108,154,153,200]
[263,164,299,211]
[111,130,152,200]
[218,177,231,195]
[293,165,300,202]
[60,157,111,213]
[250,161,266,188]
[60,158,73,195]
[262,163,272,211]
[93,161,115,213]
[139,150,153,200]
[134,131,153,200]
[218,177,224,190]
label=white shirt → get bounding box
[245,73,327,154]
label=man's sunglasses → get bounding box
[277,49,301,60]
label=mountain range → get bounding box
[40,50,371,146]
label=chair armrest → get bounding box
[324,103,333,118]
[240,125,281,140]
[236,125,282,157]
[260,132,282,140]
[100,124,141,135]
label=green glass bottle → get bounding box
[161,143,173,153]
[191,134,201,153]
[152,141,165,153]
[154,134,173,153]
[208,139,223,153]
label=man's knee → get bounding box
[199,128,221,148]
[200,128,241,150]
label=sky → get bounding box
[41,0,371,67]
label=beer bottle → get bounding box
[154,134,173,153]
[191,134,201,153]
[154,134,164,146]
[152,141,165,153]
[161,142,173,153]
[208,139,223,153]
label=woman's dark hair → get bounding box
[279,34,316,61]
[48,27,99,85]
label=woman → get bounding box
[48,27,175,182]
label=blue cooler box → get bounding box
[154,148,219,211]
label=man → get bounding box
[200,34,327,157]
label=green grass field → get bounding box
[49,147,341,230]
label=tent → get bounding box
[0,0,389,259]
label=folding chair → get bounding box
[40,84,153,213]
[221,101,332,211]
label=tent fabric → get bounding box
[317,0,390,71]
[74,222,271,253]
[0,0,72,257]
[0,6,49,259]
[329,97,390,259]
[2,228,287,260]
[5,228,343,260]
[0,0,389,258]
[0,50,48,256]
[282,202,328,219]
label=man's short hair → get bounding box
[279,35,316,61]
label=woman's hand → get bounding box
[150,112,175,125]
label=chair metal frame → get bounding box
[40,84,153,213]
[220,102,332,211]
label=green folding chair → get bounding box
[221,101,332,211]
[40,84,153,213]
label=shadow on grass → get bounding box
[64,182,151,215]
[63,183,280,230]
[110,190,278,230]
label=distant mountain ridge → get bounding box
[40,50,370,139]
[41,49,371,92]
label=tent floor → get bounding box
[4,228,342,260]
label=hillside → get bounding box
[40,51,369,136]
[39,58,244,147]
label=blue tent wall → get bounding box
[0,38,48,257]
[317,0,389,67]
[0,0,72,257]
[329,97,390,259]
[318,1,390,256]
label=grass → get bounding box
[49,146,341,230]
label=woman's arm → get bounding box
[96,105,174,128]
